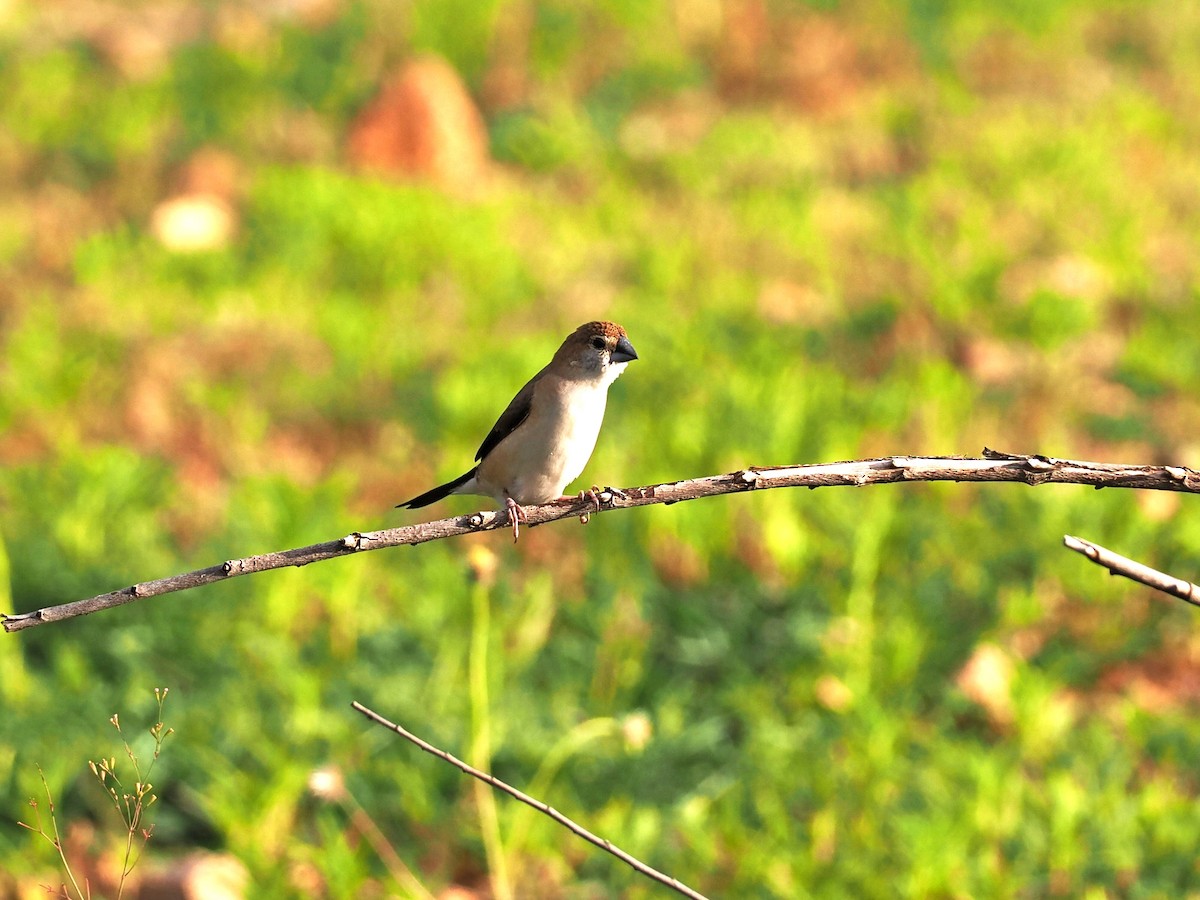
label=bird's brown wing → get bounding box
[474,367,544,462]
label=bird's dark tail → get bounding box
[396,467,478,509]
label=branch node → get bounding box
[128,585,142,598]
[1164,465,1190,483]
[1025,455,1054,471]
[222,560,237,575]
[739,470,759,486]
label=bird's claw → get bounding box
[586,485,627,508]
[505,496,527,543]
[582,486,604,512]
[573,485,627,525]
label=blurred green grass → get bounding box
[3,0,1200,896]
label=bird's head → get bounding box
[555,321,638,383]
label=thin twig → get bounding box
[1063,535,1200,608]
[6,449,1200,632]
[350,701,710,900]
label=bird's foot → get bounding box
[577,487,603,525]
[569,485,626,525]
[505,496,527,543]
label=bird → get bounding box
[397,320,638,541]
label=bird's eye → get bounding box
[590,336,606,351]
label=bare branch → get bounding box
[1063,535,1200,608]
[6,450,1200,632]
[350,701,710,900]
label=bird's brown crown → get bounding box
[568,321,627,345]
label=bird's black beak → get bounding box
[611,335,638,363]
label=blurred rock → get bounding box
[286,0,344,28]
[347,57,490,192]
[60,827,246,900]
[622,711,654,751]
[1144,231,1195,302]
[956,642,1015,725]
[42,2,202,81]
[1136,488,1180,523]
[757,279,835,326]
[618,93,719,160]
[481,2,533,111]
[288,861,325,896]
[176,148,242,201]
[307,764,348,802]
[716,1,911,113]
[467,543,499,587]
[714,0,771,100]
[674,0,725,49]
[438,887,483,900]
[782,14,865,113]
[649,532,709,588]
[136,853,248,900]
[91,16,173,80]
[814,674,853,712]
[1097,651,1200,713]
[956,336,1026,386]
[1001,253,1111,306]
[1045,254,1110,302]
[33,183,101,273]
[213,4,273,56]
[150,194,236,252]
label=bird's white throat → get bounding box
[602,361,628,386]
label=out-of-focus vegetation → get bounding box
[2,0,1200,895]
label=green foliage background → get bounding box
[2,0,1200,896]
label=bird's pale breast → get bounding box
[476,374,610,505]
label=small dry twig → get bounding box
[350,701,709,900]
[90,687,174,898]
[1063,535,1200,608]
[18,689,173,900]
[6,450,1200,632]
[18,767,89,900]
